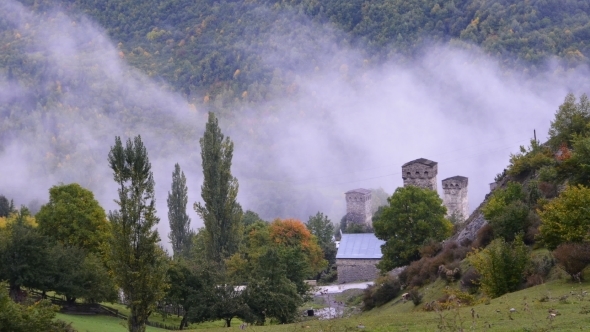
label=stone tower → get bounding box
[345,189,372,226]
[442,176,469,222]
[402,158,438,191]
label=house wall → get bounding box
[336,258,381,283]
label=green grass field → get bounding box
[56,276,590,332]
[55,313,167,332]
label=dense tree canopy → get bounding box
[538,184,590,250]
[36,183,110,255]
[373,186,452,271]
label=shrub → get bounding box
[399,242,466,288]
[553,243,590,281]
[460,268,480,294]
[528,250,555,277]
[507,139,554,177]
[409,288,423,306]
[438,262,461,282]
[538,185,590,250]
[361,275,401,311]
[472,224,494,249]
[468,236,529,298]
[419,240,442,258]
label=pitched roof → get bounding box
[402,158,437,167]
[345,188,371,195]
[336,233,385,259]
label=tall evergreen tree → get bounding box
[0,195,14,218]
[194,112,243,262]
[168,163,192,258]
[107,136,168,332]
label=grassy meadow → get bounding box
[56,275,590,332]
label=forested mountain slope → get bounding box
[8,0,590,105]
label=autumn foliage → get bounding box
[269,218,326,273]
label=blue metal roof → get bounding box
[336,233,385,259]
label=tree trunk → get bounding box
[9,284,21,302]
[225,318,232,327]
[128,315,147,332]
[179,314,188,330]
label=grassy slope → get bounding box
[60,277,590,331]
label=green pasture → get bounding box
[56,277,590,332]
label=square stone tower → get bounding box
[442,176,469,222]
[402,158,438,191]
[345,189,372,226]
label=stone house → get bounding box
[336,233,385,284]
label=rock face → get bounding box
[442,176,469,222]
[455,209,487,245]
[402,158,438,191]
[345,188,372,226]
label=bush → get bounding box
[399,242,466,288]
[408,288,423,306]
[472,224,494,249]
[460,268,480,294]
[538,185,590,250]
[468,236,529,298]
[507,139,554,177]
[361,275,401,311]
[525,250,555,287]
[419,240,442,258]
[0,284,70,332]
[553,243,590,281]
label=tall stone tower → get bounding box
[442,176,469,222]
[345,189,372,226]
[402,158,438,191]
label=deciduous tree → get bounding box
[36,183,110,255]
[168,163,193,258]
[373,186,451,271]
[194,112,242,262]
[468,236,529,298]
[538,184,590,250]
[107,136,168,332]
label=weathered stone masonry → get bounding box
[336,259,381,284]
[402,158,438,191]
[442,176,469,222]
[345,188,372,226]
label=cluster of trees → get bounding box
[463,93,590,298]
[0,112,333,331]
[0,187,116,305]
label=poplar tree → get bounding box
[107,136,167,332]
[168,163,192,258]
[194,112,242,262]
